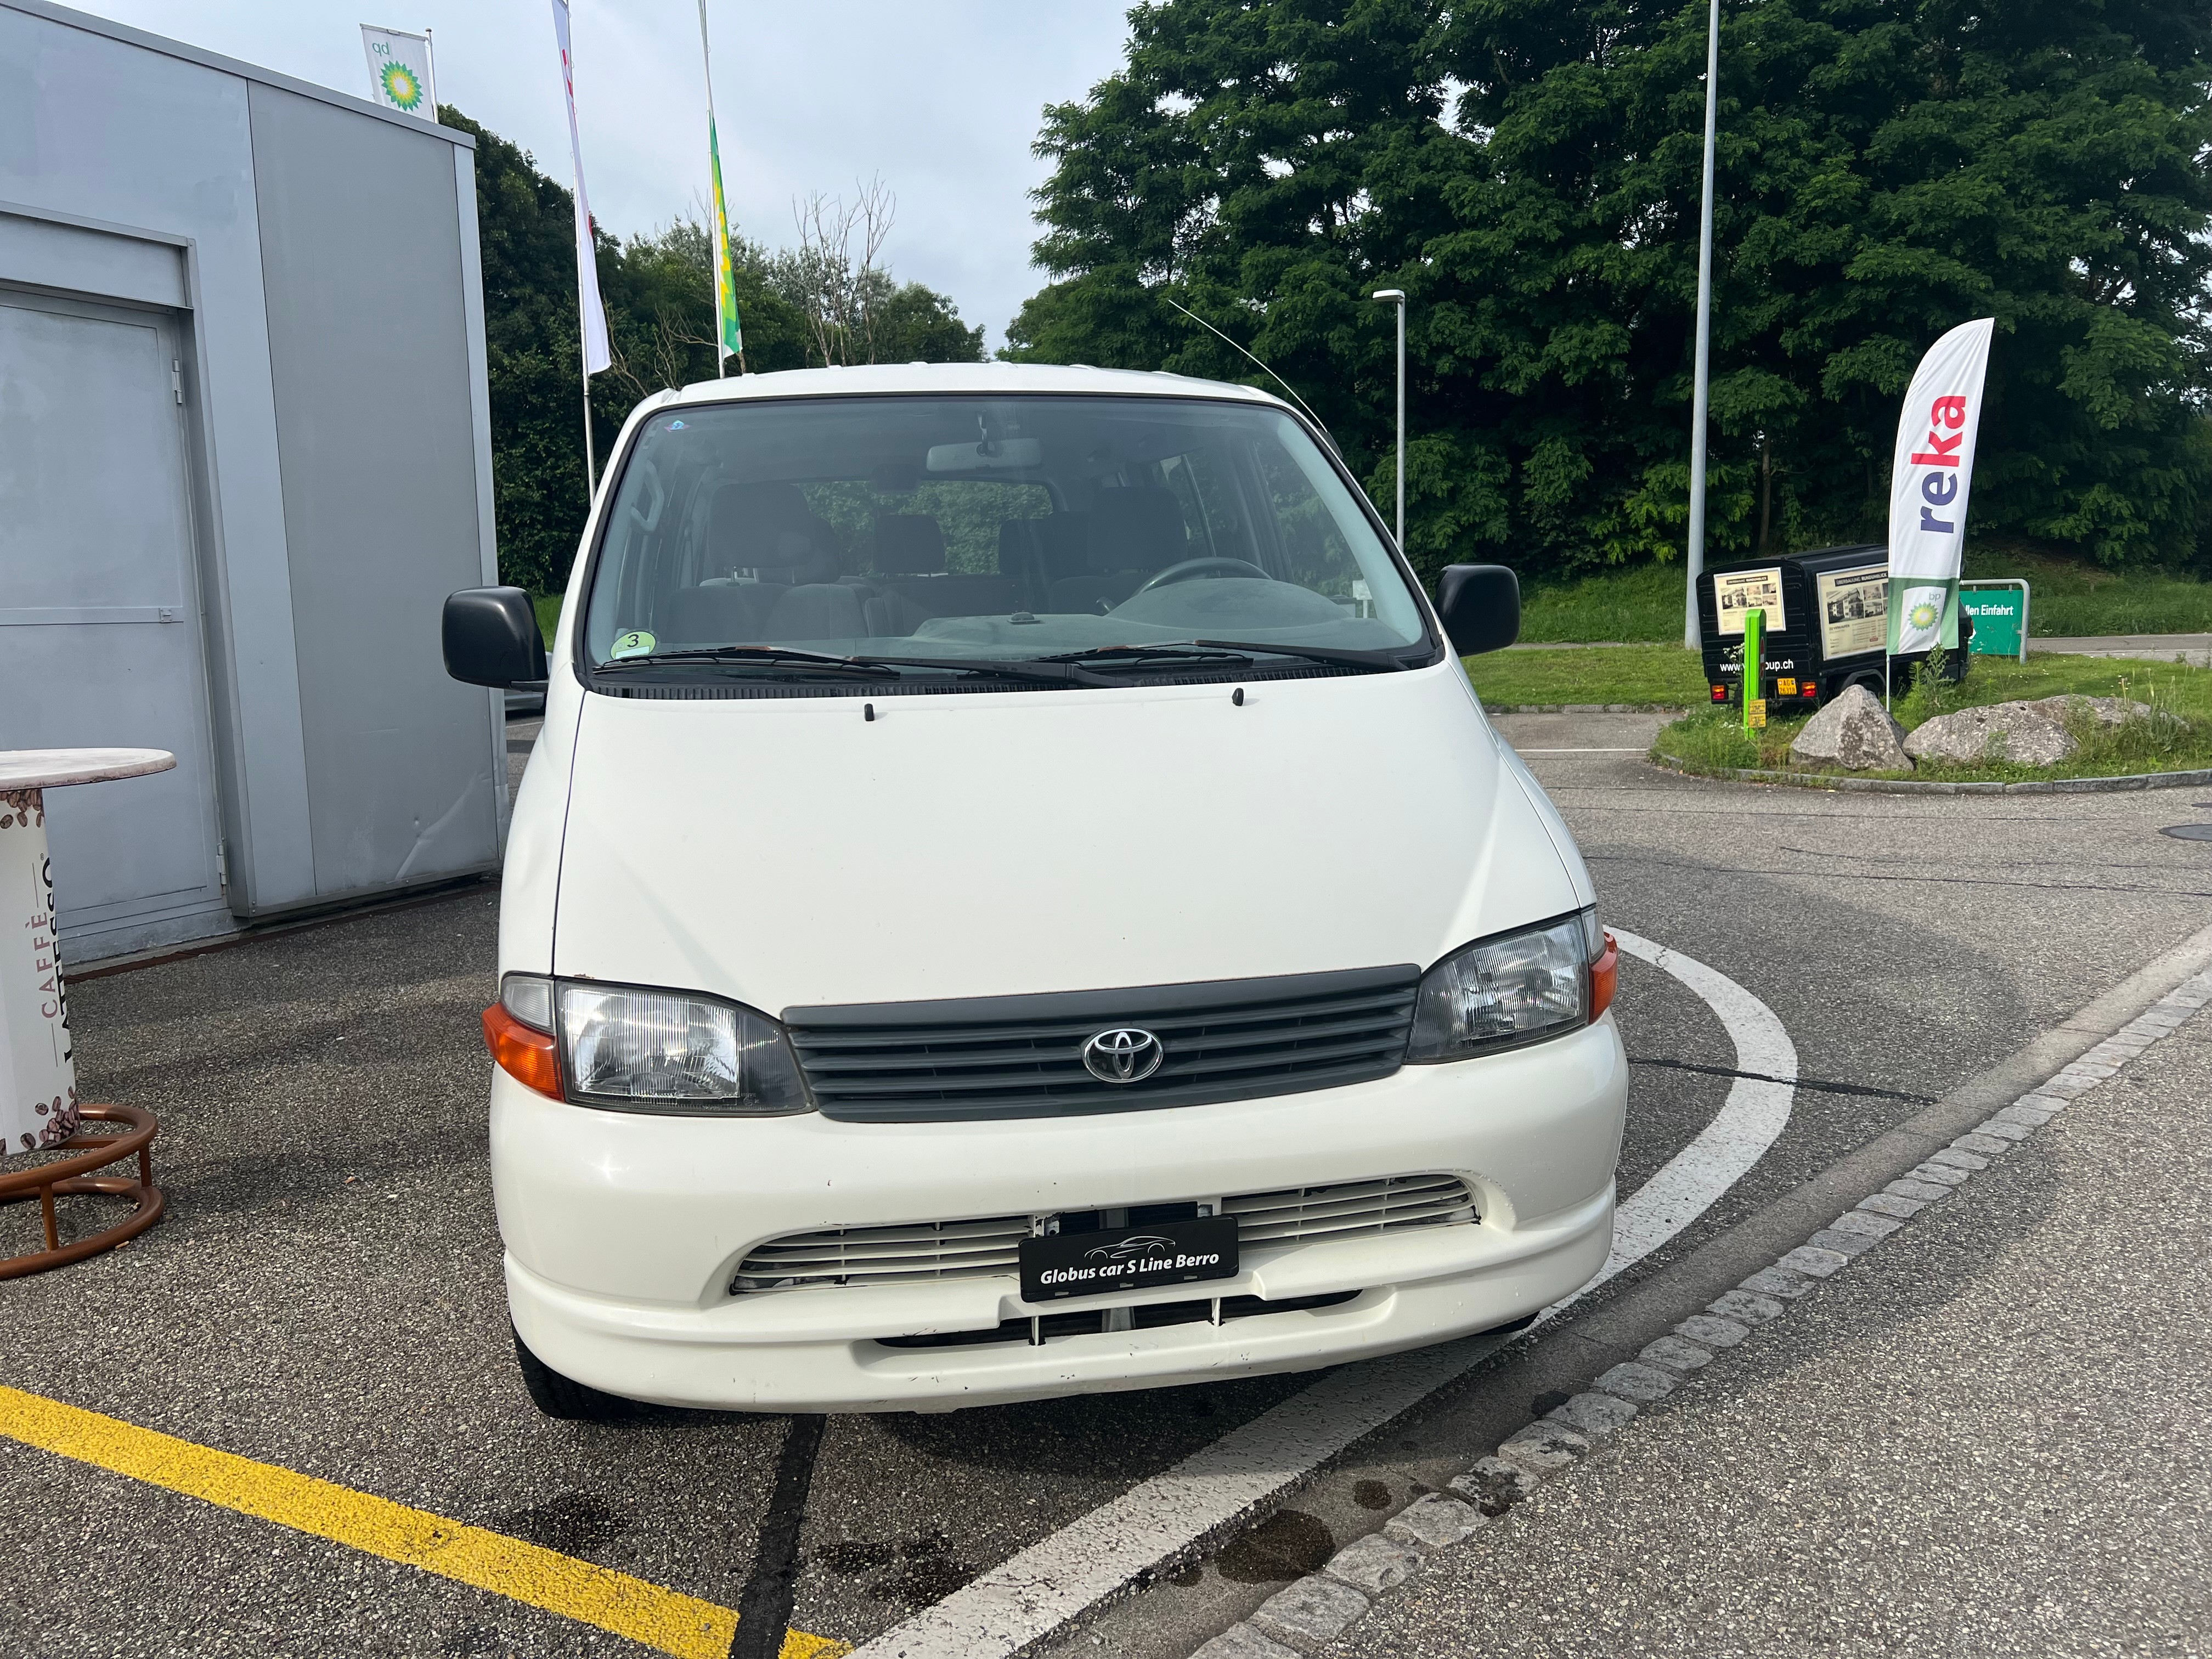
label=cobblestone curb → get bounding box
[1646,752,2212,795]
[1184,969,2212,1659]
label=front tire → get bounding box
[512,1328,634,1421]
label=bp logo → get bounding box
[380,61,425,111]
[1908,600,1941,631]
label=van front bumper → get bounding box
[492,1017,1627,1413]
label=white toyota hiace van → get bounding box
[444,363,1626,1417]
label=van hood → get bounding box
[551,667,1579,1012]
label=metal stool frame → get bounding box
[0,1105,163,1279]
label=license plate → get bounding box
[1018,1215,1239,1304]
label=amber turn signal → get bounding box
[482,1003,562,1098]
[1590,932,1620,1021]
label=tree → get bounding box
[1007,1,2212,582]
[767,180,989,366]
[445,109,984,594]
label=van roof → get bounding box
[668,359,1291,410]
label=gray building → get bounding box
[0,1,506,965]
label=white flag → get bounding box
[550,0,612,377]
[360,26,435,120]
[1886,317,1995,655]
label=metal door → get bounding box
[0,289,226,956]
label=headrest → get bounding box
[1091,488,1187,570]
[1005,514,1089,578]
[710,482,838,582]
[872,515,947,574]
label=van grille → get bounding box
[783,966,1419,1123]
[730,1175,1477,1294]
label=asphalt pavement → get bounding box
[2030,632,2212,667]
[1040,714,2212,1658]
[1318,953,2212,1657]
[3,708,2209,1658]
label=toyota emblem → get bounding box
[1081,1027,1164,1085]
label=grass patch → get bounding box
[1519,563,1685,643]
[1651,653,2212,782]
[1512,546,2212,643]
[534,592,563,647]
[1463,645,1710,708]
[1962,543,2212,637]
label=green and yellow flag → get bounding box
[699,3,742,368]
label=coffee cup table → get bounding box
[0,748,174,1277]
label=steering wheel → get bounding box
[1132,557,1273,596]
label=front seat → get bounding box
[709,481,843,584]
[1047,488,1187,613]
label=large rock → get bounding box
[1790,684,1912,771]
[2027,695,2153,727]
[1904,695,2156,767]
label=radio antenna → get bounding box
[1160,295,1339,455]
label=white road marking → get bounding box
[1516,747,1649,754]
[850,938,1796,1659]
[1567,929,1797,1302]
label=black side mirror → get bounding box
[443,586,548,688]
[1435,565,1521,656]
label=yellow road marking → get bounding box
[0,1384,846,1659]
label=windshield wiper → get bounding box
[1036,644,1256,670]
[594,645,893,678]
[1038,640,1413,675]
[1191,639,1418,672]
[591,646,1111,687]
[857,655,1111,686]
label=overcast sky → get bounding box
[84,1,1136,349]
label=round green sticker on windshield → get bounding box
[611,630,656,660]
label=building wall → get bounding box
[249,82,500,899]
[0,1,502,961]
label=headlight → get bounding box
[492,974,810,1115]
[1406,909,1605,1062]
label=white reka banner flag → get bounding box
[550,0,612,376]
[1887,317,1995,656]
[360,26,435,120]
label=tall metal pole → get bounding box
[1683,0,1720,650]
[582,371,596,498]
[1373,289,1407,550]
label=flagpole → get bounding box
[582,369,597,497]
[697,0,725,379]
[423,26,439,114]
[552,0,611,501]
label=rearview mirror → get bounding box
[926,438,1042,473]
[443,586,548,688]
[1435,565,1521,656]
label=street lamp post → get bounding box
[1683,0,1721,650]
[1372,289,1407,551]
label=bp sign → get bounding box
[1960,580,2030,661]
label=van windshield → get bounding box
[579,394,1430,683]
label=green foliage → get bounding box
[444,107,985,595]
[1006,3,2212,585]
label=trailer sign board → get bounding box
[1816,565,1888,659]
[1714,568,1786,635]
